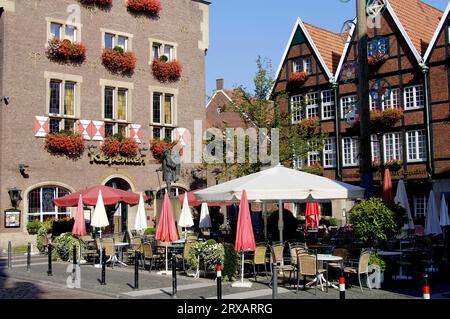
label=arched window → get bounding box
[156,186,187,199]
[28,186,71,222]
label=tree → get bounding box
[207,56,328,180]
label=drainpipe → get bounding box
[420,63,434,179]
[331,78,342,181]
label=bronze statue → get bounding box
[162,149,181,196]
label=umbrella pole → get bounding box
[166,245,168,274]
[241,251,244,284]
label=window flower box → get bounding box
[101,46,136,76]
[304,163,324,176]
[46,39,87,64]
[151,57,183,83]
[287,71,309,90]
[45,130,85,160]
[385,160,402,172]
[101,133,140,158]
[127,0,161,16]
[78,0,112,8]
[150,139,177,163]
[351,108,403,133]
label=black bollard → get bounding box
[7,241,12,270]
[339,269,345,300]
[47,243,53,276]
[26,242,31,272]
[101,248,106,285]
[134,250,139,290]
[217,263,222,300]
[272,263,278,299]
[172,253,177,298]
[72,244,77,283]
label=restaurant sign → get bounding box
[88,152,146,166]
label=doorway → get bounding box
[104,178,132,239]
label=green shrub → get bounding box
[36,226,49,253]
[369,254,386,272]
[42,218,54,233]
[329,217,338,226]
[52,232,85,262]
[144,227,156,236]
[113,46,124,54]
[27,220,42,234]
[222,243,239,282]
[188,240,224,272]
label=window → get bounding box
[151,41,176,61]
[291,95,302,124]
[323,137,336,168]
[404,85,424,110]
[303,57,312,74]
[371,135,381,163]
[104,33,129,50]
[342,137,359,167]
[103,87,128,122]
[383,132,402,162]
[305,92,319,119]
[407,130,427,162]
[369,94,379,111]
[340,95,357,119]
[307,142,321,166]
[382,88,400,109]
[151,92,176,140]
[293,155,304,170]
[49,21,78,42]
[28,186,71,222]
[48,79,77,133]
[321,90,335,120]
[293,59,301,73]
[413,195,427,219]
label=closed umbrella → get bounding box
[305,202,320,230]
[439,194,450,227]
[199,203,212,229]
[72,194,86,263]
[156,192,179,275]
[383,168,393,201]
[134,193,147,234]
[425,190,442,236]
[91,191,109,268]
[179,194,194,239]
[394,178,415,233]
[232,190,255,288]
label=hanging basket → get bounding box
[151,58,183,83]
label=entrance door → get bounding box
[104,178,132,241]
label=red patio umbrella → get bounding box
[53,185,146,207]
[305,202,320,230]
[72,194,86,237]
[156,191,179,275]
[179,190,233,207]
[383,168,393,201]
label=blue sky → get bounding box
[205,0,449,99]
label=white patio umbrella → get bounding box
[91,190,109,267]
[425,190,442,236]
[394,178,415,234]
[134,193,147,234]
[199,203,212,229]
[179,194,194,238]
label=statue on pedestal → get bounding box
[162,149,181,197]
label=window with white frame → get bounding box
[104,32,129,50]
[305,92,319,119]
[383,132,403,162]
[293,155,304,170]
[404,85,424,110]
[413,194,427,219]
[48,79,78,133]
[382,88,400,109]
[293,58,301,73]
[342,137,359,166]
[407,130,427,162]
[371,135,381,163]
[151,92,176,140]
[151,41,175,61]
[321,90,335,120]
[28,186,71,222]
[340,95,357,119]
[307,142,321,166]
[291,95,303,123]
[49,21,78,42]
[323,137,336,168]
[103,86,129,137]
[303,57,313,74]
[369,94,380,111]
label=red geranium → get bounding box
[151,59,182,83]
[46,39,87,64]
[45,130,85,160]
[127,0,161,15]
[101,48,136,76]
[78,0,112,7]
[101,135,140,158]
[287,71,309,90]
[150,139,177,162]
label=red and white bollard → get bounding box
[423,274,430,299]
[217,263,222,300]
[339,270,346,300]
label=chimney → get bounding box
[216,78,224,91]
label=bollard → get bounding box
[272,263,278,299]
[339,269,346,300]
[101,248,106,286]
[26,242,31,272]
[72,244,77,283]
[217,263,222,300]
[134,250,139,290]
[47,243,53,276]
[172,253,177,298]
[423,273,430,299]
[7,241,12,270]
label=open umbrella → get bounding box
[383,168,393,201]
[91,191,109,267]
[305,202,320,230]
[134,193,147,235]
[199,203,212,229]
[232,190,255,288]
[155,192,179,275]
[179,193,194,239]
[425,190,442,236]
[72,194,86,263]
[394,178,415,234]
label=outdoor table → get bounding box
[305,254,343,292]
[114,242,129,267]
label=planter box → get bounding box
[368,264,384,289]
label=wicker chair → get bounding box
[296,251,326,295]
[126,237,144,265]
[344,248,372,292]
[175,241,194,273]
[246,245,269,282]
[142,241,164,272]
[329,248,349,269]
[102,238,116,268]
[269,244,296,284]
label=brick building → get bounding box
[271,0,450,224]
[0,0,209,248]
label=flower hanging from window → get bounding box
[287,71,309,90]
[150,139,177,163]
[45,130,85,160]
[127,0,162,16]
[151,57,183,83]
[46,39,87,64]
[101,133,140,158]
[101,46,136,76]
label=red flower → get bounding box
[150,139,177,162]
[127,0,161,15]
[287,71,309,91]
[101,135,140,158]
[46,39,87,64]
[102,48,136,75]
[45,131,85,160]
[151,59,182,83]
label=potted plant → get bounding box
[151,56,183,83]
[127,0,161,16]
[385,159,403,172]
[368,253,386,288]
[287,71,309,90]
[101,133,140,158]
[45,130,86,160]
[27,220,42,235]
[46,38,87,64]
[101,46,136,76]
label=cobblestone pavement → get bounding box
[1,254,450,299]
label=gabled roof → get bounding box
[205,90,233,109]
[388,0,442,57]
[423,1,450,62]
